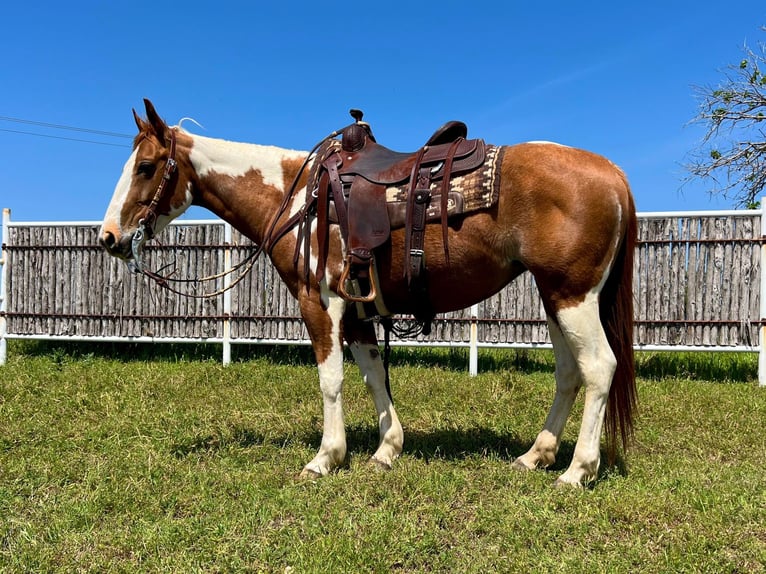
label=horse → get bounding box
[99,99,637,487]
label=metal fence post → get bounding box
[760,197,766,387]
[0,208,10,365]
[222,221,232,365]
[469,303,479,376]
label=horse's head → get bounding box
[99,99,194,270]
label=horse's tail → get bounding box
[601,185,638,464]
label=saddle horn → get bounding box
[343,108,376,151]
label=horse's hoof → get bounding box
[369,457,393,472]
[552,477,585,490]
[511,458,534,472]
[298,467,323,480]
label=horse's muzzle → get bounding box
[99,230,118,252]
[99,229,133,261]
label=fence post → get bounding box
[0,208,9,366]
[222,221,232,365]
[760,198,766,387]
[469,303,479,376]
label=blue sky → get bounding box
[1,1,764,223]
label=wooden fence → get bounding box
[1,207,765,384]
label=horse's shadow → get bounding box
[170,422,626,483]
[345,423,524,463]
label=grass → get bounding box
[1,342,764,572]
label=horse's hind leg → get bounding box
[345,319,404,470]
[553,297,617,486]
[514,296,617,486]
[512,317,582,472]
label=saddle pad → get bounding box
[385,144,504,223]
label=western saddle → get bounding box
[296,109,486,332]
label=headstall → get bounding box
[129,129,178,272]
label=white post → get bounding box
[222,221,232,365]
[0,208,10,365]
[469,303,479,376]
[760,197,766,387]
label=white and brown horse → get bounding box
[100,99,637,487]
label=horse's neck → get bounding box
[188,133,308,242]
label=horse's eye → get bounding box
[137,162,156,178]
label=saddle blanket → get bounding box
[384,144,504,227]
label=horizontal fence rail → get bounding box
[1,206,765,385]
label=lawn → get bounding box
[1,343,764,572]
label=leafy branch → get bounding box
[686,27,766,207]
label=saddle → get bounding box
[303,110,487,330]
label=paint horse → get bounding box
[100,99,637,487]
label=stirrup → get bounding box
[338,257,378,304]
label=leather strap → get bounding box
[408,183,430,284]
[138,129,178,239]
[324,154,348,244]
[403,147,428,281]
[314,153,347,285]
[439,138,463,266]
[315,170,330,285]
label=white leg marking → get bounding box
[554,295,617,486]
[301,291,347,477]
[513,317,582,472]
[349,342,403,469]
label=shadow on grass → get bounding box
[169,422,528,462]
[169,421,627,484]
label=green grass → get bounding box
[1,343,764,572]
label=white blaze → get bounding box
[101,148,138,234]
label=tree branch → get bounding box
[685,28,766,207]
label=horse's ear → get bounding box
[132,108,147,133]
[143,98,168,141]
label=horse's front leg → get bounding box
[345,318,404,470]
[298,288,348,478]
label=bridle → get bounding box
[129,129,178,272]
[125,127,262,298]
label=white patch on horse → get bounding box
[287,192,345,284]
[189,134,304,188]
[592,200,623,295]
[553,293,616,485]
[101,147,138,234]
[151,183,194,237]
[302,288,347,476]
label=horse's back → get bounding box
[499,141,632,217]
